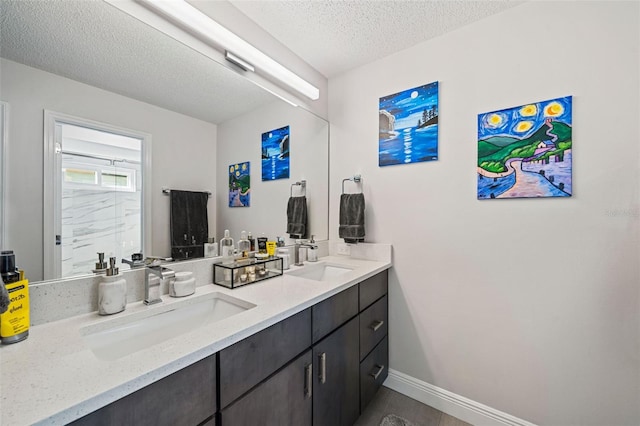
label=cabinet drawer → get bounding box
[359,294,388,361]
[312,285,358,343]
[71,354,217,426]
[359,270,388,311]
[219,308,311,408]
[360,336,388,413]
[221,351,312,426]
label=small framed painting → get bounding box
[229,162,250,207]
[477,96,572,199]
[261,125,290,181]
[379,81,439,166]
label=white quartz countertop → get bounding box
[1,255,390,425]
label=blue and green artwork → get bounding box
[229,161,250,207]
[379,82,438,166]
[261,125,290,181]
[477,96,573,199]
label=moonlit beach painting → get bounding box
[229,162,250,207]
[477,96,573,199]
[379,81,439,166]
[261,125,290,181]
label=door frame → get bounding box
[43,110,152,280]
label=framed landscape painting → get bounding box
[229,162,250,207]
[477,96,573,199]
[261,125,290,181]
[379,81,439,166]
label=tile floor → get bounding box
[354,386,472,426]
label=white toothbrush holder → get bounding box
[170,271,195,297]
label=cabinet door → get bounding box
[219,308,311,408]
[312,284,358,343]
[360,294,388,361]
[312,316,360,426]
[359,270,388,311]
[221,350,313,426]
[71,354,217,426]
[360,336,389,413]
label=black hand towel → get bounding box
[287,196,307,239]
[170,190,209,260]
[339,193,365,243]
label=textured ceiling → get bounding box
[1,0,522,124]
[0,0,274,124]
[230,0,523,78]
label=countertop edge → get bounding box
[17,258,391,426]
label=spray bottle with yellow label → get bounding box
[0,250,29,344]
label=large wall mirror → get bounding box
[0,0,329,282]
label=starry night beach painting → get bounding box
[379,81,439,166]
[229,162,250,207]
[477,96,572,199]
[262,125,290,181]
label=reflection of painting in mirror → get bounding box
[229,162,250,207]
[261,126,290,181]
[477,96,572,199]
[379,82,439,166]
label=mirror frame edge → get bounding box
[0,101,6,248]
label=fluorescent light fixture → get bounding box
[138,0,320,101]
[225,51,255,72]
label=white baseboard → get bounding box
[384,369,537,426]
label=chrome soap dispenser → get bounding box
[98,257,127,315]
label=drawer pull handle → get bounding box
[370,364,385,380]
[370,320,384,331]
[304,364,313,399]
[318,352,327,384]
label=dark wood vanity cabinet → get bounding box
[218,309,312,409]
[359,270,389,413]
[220,350,313,426]
[73,269,389,426]
[71,354,217,426]
[312,316,360,426]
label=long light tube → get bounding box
[138,0,320,101]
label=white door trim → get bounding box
[43,110,152,280]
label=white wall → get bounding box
[328,2,639,425]
[216,100,329,243]
[1,59,217,281]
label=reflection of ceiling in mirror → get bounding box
[0,0,275,124]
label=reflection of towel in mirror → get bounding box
[0,276,10,314]
[339,193,365,244]
[170,190,209,260]
[287,196,307,239]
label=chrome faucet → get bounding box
[294,239,318,266]
[144,258,175,305]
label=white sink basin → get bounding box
[81,292,255,360]
[287,262,353,281]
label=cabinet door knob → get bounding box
[304,363,313,399]
[370,364,385,380]
[318,352,327,384]
[369,320,384,331]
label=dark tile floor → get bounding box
[354,387,472,426]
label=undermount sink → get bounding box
[286,262,354,282]
[81,292,255,361]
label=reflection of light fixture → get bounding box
[225,51,254,73]
[137,0,320,101]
